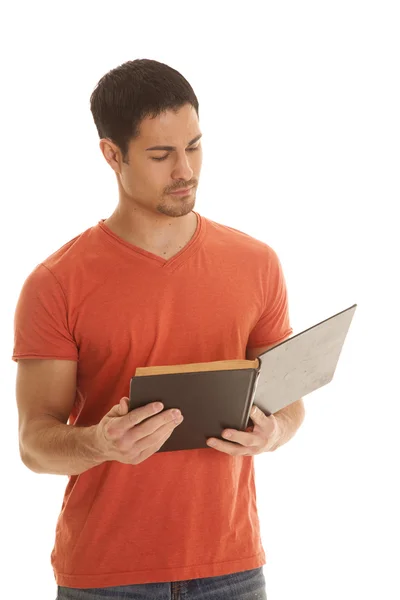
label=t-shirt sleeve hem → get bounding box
[12,353,78,362]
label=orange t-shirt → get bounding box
[12,211,292,588]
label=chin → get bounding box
[158,196,196,218]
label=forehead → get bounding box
[137,104,200,144]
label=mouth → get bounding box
[169,187,193,196]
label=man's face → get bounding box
[110,103,203,218]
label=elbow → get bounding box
[19,440,43,474]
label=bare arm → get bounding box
[17,359,183,476]
[17,359,105,475]
[21,418,105,476]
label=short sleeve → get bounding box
[12,264,78,362]
[247,247,293,348]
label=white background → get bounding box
[1,1,399,599]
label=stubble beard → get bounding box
[156,191,196,218]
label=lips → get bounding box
[169,187,193,195]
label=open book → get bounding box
[129,304,357,452]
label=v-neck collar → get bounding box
[97,211,206,272]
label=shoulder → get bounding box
[203,215,280,263]
[18,223,99,298]
[41,224,98,273]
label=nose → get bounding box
[171,153,194,182]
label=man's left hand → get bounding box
[206,405,282,456]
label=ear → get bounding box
[99,138,123,175]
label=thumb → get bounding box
[106,397,129,418]
[118,397,130,415]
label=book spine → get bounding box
[241,369,261,430]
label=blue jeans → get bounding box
[56,567,267,599]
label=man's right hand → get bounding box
[95,398,183,465]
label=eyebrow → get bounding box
[146,133,202,152]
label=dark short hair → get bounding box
[90,58,199,163]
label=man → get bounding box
[13,58,305,600]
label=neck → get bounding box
[104,203,198,255]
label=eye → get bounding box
[151,147,200,162]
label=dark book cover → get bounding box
[129,304,357,452]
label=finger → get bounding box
[250,405,276,434]
[206,437,251,456]
[105,397,130,418]
[113,401,165,433]
[126,410,183,447]
[117,397,129,416]
[220,428,260,447]
[249,405,269,423]
[134,422,179,462]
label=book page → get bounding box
[135,358,259,377]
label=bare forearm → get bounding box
[20,417,105,476]
[272,399,305,451]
